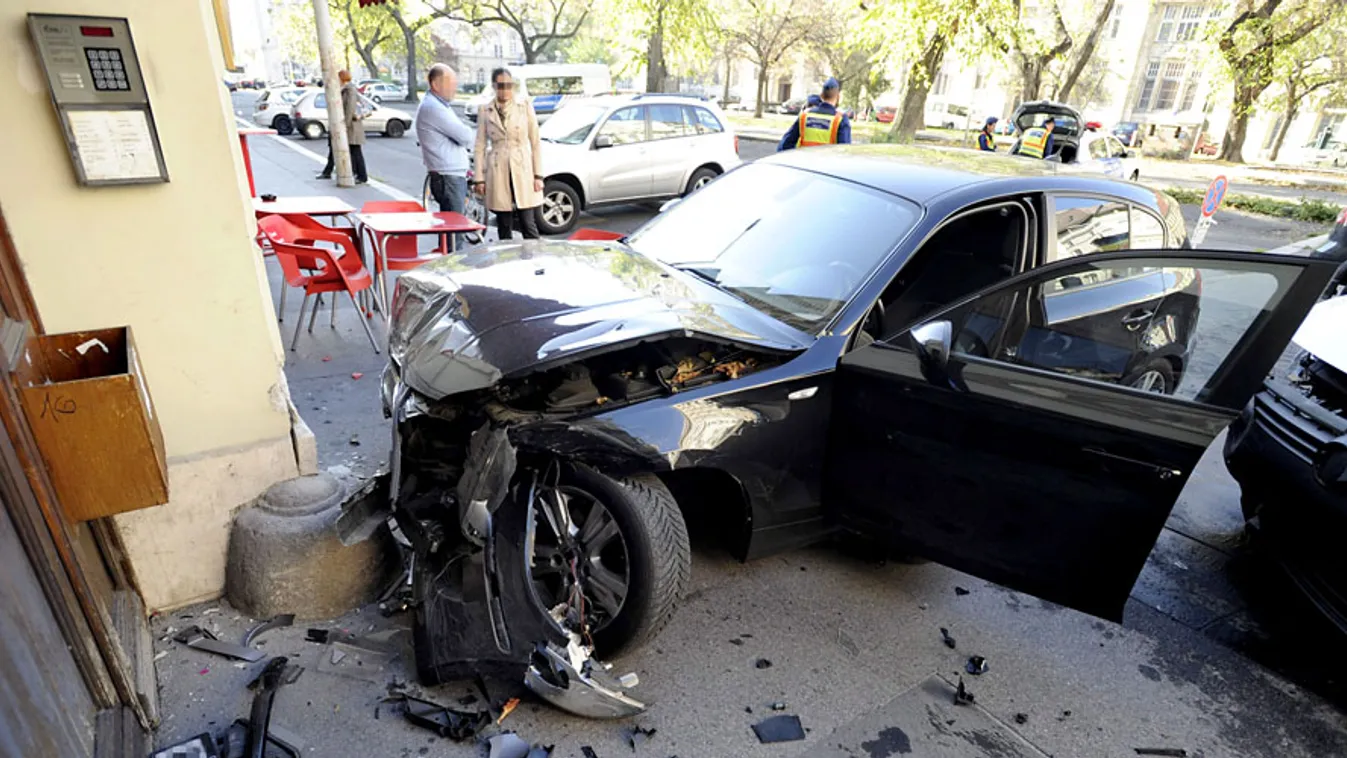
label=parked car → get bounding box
[875,106,897,123]
[291,89,413,140]
[1194,133,1220,156]
[1112,121,1145,148]
[531,94,742,235]
[370,145,1339,718]
[465,64,612,122]
[1011,101,1141,181]
[362,81,409,103]
[252,87,313,136]
[777,98,806,115]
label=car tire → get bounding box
[1123,359,1175,395]
[537,179,580,236]
[522,464,690,656]
[385,119,406,138]
[272,114,294,136]
[684,167,719,195]
[301,121,324,140]
[373,95,383,104]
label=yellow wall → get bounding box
[0,0,297,608]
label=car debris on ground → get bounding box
[940,627,957,649]
[751,714,806,743]
[954,677,976,706]
[965,655,988,675]
[1134,749,1187,757]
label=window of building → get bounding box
[1179,74,1199,110]
[933,73,949,96]
[1176,5,1206,41]
[1154,61,1183,110]
[493,43,502,57]
[476,68,485,85]
[974,70,985,90]
[1109,4,1124,39]
[1156,4,1178,42]
[1136,61,1160,110]
[509,37,519,55]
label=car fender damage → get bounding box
[381,336,780,719]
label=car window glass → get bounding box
[649,104,689,140]
[540,104,608,145]
[693,107,724,134]
[1088,138,1108,160]
[1108,138,1126,158]
[941,258,1292,403]
[315,93,326,109]
[598,106,646,145]
[1053,197,1130,260]
[1130,208,1165,248]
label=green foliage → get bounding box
[1163,187,1342,223]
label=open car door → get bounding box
[825,250,1336,621]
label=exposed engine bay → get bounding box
[380,337,778,718]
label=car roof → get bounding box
[574,94,722,109]
[761,144,1158,206]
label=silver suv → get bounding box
[533,94,742,235]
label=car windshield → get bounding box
[624,164,920,333]
[538,104,609,144]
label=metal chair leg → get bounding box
[350,293,381,354]
[277,281,288,322]
[291,293,310,351]
[307,291,322,333]
[331,291,338,328]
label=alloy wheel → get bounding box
[529,483,630,634]
[694,175,714,190]
[1130,369,1168,394]
[542,191,575,228]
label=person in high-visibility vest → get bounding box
[1012,117,1056,159]
[978,117,998,151]
[778,77,852,151]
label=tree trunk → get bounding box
[646,15,666,93]
[1021,57,1044,103]
[722,52,733,103]
[1058,0,1115,103]
[403,27,417,101]
[754,66,768,118]
[1221,82,1258,163]
[890,33,947,142]
[1269,102,1298,163]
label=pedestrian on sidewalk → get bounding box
[417,64,475,244]
[777,77,851,151]
[473,68,543,239]
[317,69,368,184]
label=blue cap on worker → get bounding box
[806,94,822,108]
[985,116,999,126]
[822,77,840,91]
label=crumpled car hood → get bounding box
[388,240,810,400]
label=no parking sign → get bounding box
[1192,175,1228,246]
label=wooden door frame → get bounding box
[0,209,152,732]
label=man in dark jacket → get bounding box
[778,78,852,151]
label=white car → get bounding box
[1011,100,1141,181]
[290,89,413,140]
[362,81,408,104]
[252,87,314,136]
[533,94,742,235]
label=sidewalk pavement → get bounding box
[176,130,1347,757]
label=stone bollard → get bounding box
[226,473,396,620]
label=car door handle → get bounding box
[1120,309,1154,331]
[1083,447,1182,479]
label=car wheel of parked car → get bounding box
[301,121,324,140]
[521,464,690,656]
[685,167,719,195]
[385,119,406,138]
[1124,360,1174,394]
[271,114,294,136]
[537,180,580,235]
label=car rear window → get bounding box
[690,106,723,134]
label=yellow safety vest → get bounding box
[1019,127,1049,159]
[797,110,843,147]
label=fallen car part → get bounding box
[315,638,395,683]
[398,695,491,741]
[336,472,393,546]
[305,629,329,644]
[965,655,988,675]
[242,614,295,647]
[527,747,553,758]
[581,748,599,758]
[954,677,976,706]
[940,627,956,649]
[752,714,806,744]
[496,696,521,724]
[226,719,303,758]
[244,657,290,758]
[754,658,772,669]
[1134,750,1187,757]
[524,634,646,719]
[150,733,219,758]
[487,733,532,758]
[625,724,657,749]
[174,626,266,662]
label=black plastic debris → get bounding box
[745,706,753,714]
[625,725,657,750]
[149,733,219,758]
[1014,713,1028,725]
[242,614,295,647]
[1134,750,1187,757]
[399,695,490,741]
[487,733,531,758]
[729,638,744,646]
[581,747,600,758]
[953,677,975,706]
[770,702,787,711]
[526,747,553,758]
[174,626,266,662]
[955,586,970,596]
[940,627,957,649]
[752,714,806,744]
[965,656,988,675]
[754,658,772,670]
[305,629,329,644]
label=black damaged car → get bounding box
[374,144,1336,717]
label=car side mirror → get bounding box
[593,135,614,149]
[910,320,953,367]
[659,198,682,214]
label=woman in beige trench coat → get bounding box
[472,68,543,239]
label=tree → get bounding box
[985,0,1073,104]
[383,1,432,100]
[275,1,320,77]
[340,0,392,79]
[427,0,589,64]
[632,0,715,92]
[1213,0,1345,163]
[729,0,825,117]
[812,10,888,114]
[1056,0,1115,103]
[1263,16,1347,161]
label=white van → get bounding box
[465,63,612,122]
[924,100,971,129]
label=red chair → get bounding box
[359,200,447,273]
[257,215,381,354]
[257,213,360,322]
[567,228,625,242]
